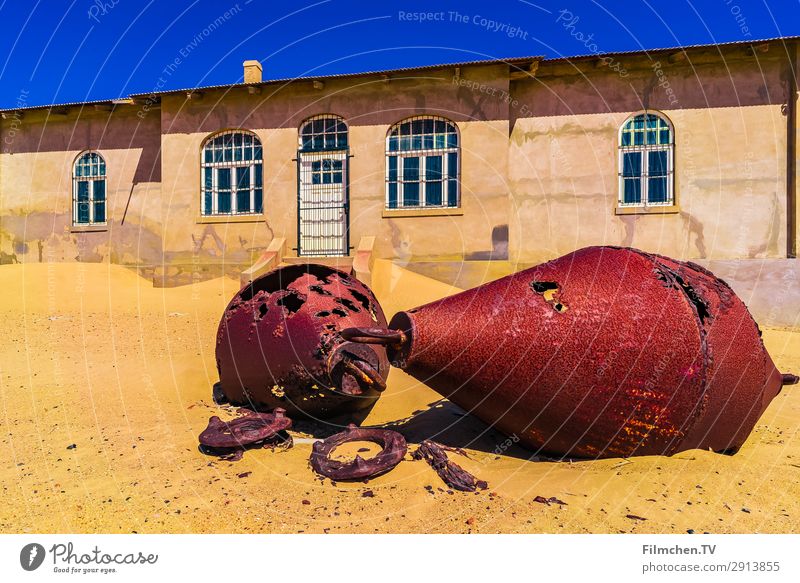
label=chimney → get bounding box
[243,60,262,84]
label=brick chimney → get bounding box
[243,60,262,84]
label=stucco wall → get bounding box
[0,106,162,264]
[508,54,790,263]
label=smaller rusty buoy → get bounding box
[216,264,390,419]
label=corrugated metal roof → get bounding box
[128,56,543,98]
[1,34,796,113]
[541,34,800,63]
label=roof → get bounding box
[1,35,797,113]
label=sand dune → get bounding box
[0,260,798,533]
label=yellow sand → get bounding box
[1,260,799,533]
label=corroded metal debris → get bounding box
[342,246,799,459]
[216,264,390,419]
[411,440,488,492]
[198,408,293,460]
[309,424,407,480]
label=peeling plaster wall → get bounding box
[508,55,790,263]
[0,106,162,265]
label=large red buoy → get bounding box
[216,264,389,419]
[343,247,797,458]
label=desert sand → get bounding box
[1,259,799,534]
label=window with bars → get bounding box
[201,130,263,215]
[386,116,459,209]
[73,152,107,225]
[618,113,674,207]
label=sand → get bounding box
[1,259,799,534]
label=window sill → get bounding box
[71,224,108,233]
[615,204,679,216]
[196,214,265,224]
[382,207,463,218]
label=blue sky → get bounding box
[0,0,797,108]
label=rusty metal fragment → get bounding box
[215,264,390,419]
[342,246,798,459]
[198,408,293,459]
[411,440,488,492]
[309,424,407,480]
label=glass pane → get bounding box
[77,181,89,201]
[403,157,419,181]
[332,172,342,183]
[447,152,458,177]
[237,167,250,189]
[646,130,657,144]
[648,151,668,176]
[648,177,668,203]
[218,168,231,190]
[77,202,90,223]
[236,190,250,213]
[204,148,213,163]
[426,155,442,180]
[633,131,644,146]
[254,164,262,188]
[93,180,105,201]
[218,192,231,213]
[426,181,442,206]
[388,156,397,181]
[622,152,641,178]
[447,179,458,207]
[388,182,398,208]
[388,136,398,152]
[623,179,641,204]
[204,167,212,189]
[621,131,631,146]
[447,132,458,148]
[203,191,213,215]
[253,144,262,160]
[403,182,419,207]
[93,201,105,223]
[659,129,670,144]
[254,189,263,213]
[214,147,223,163]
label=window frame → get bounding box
[72,151,108,226]
[200,129,264,216]
[617,112,675,210]
[385,115,460,210]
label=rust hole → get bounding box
[276,292,305,315]
[258,303,268,318]
[655,267,711,324]
[349,289,372,312]
[531,281,567,313]
[331,308,347,318]
[315,311,331,318]
[335,297,361,313]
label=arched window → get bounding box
[201,130,263,215]
[618,112,674,207]
[73,151,107,225]
[386,116,459,209]
[299,115,348,152]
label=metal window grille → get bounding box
[297,115,349,256]
[73,151,107,225]
[201,130,263,215]
[385,115,459,210]
[618,113,674,207]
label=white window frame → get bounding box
[201,130,263,216]
[72,151,107,226]
[617,112,674,208]
[385,115,460,209]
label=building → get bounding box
[1,37,798,321]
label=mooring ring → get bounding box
[309,424,407,480]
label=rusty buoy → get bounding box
[216,264,389,419]
[343,246,798,458]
